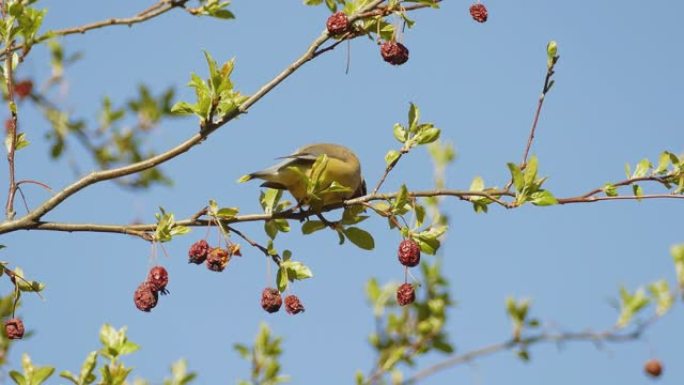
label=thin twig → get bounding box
[2,0,18,220]
[226,225,281,266]
[521,56,558,169]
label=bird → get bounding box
[238,143,367,207]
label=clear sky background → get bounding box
[2,0,684,384]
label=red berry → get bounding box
[398,239,421,267]
[326,11,350,36]
[261,288,282,313]
[380,41,409,66]
[4,318,25,339]
[644,359,663,378]
[188,240,210,264]
[206,247,230,272]
[396,283,415,306]
[133,282,158,312]
[147,266,169,294]
[469,3,488,23]
[13,80,33,100]
[284,295,305,315]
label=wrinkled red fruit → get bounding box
[284,295,305,315]
[380,41,409,65]
[4,318,25,339]
[644,359,663,378]
[206,247,230,272]
[396,283,416,306]
[13,80,33,100]
[398,239,421,267]
[326,11,350,36]
[147,265,169,294]
[261,288,282,313]
[188,239,210,264]
[469,3,488,23]
[134,282,158,312]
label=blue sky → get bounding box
[2,0,684,384]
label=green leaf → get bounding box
[276,267,288,292]
[385,150,400,167]
[233,344,250,359]
[288,261,313,280]
[32,367,56,385]
[414,126,440,145]
[216,207,239,219]
[632,184,643,199]
[530,190,558,206]
[648,280,673,316]
[632,158,651,178]
[603,183,618,197]
[523,156,538,186]
[408,103,419,131]
[59,371,79,385]
[9,371,26,385]
[470,176,484,191]
[301,220,326,234]
[507,163,525,192]
[170,101,196,115]
[393,123,407,143]
[343,227,375,250]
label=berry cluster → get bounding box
[188,239,240,272]
[395,238,421,306]
[469,3,488,23]
[133,266,169,312]
[260,288,305,315]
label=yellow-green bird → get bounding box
[239,143,367,206]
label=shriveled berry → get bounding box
[147,265,169,294]
[380,41,409,65]
[398,239,421,267]
[4,318,25,339]
[261,288,282,313]
[644,359,663,378]
[206,247,230,272]
[469,3,488,23]
[134,282,158,312]
[188,239,210,264]
[13,80,33,100]
[326,11,350,36]
[396,283,416,306]
[284,295,305,315]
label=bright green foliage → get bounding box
[9,354,54,385]
[234,323,290,385]
[260,189,291,240]
[60,351,97,385]
[506,297,531,340]
[8,266,45,293]
[276,250,313,292]
[616,287,650,328]
[648,280,674,316]
[193,0,235,19]
[171,51,248,127]
[363,262,453,382]
[672,244,684,292]
[386,103,441,167]
[154,208,191,243]
[507,156,558,206]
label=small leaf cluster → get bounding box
[302,205,375,250]
[507,156,557,206]
[260,189,291,241]
[191,0,235,19]
[505,297,540,360]
[610,151,684,198]
[275,250,313,292]
[616,281,674,328]
[363,262,453,381]
[9,354,54,385]
[234,323,290,385]
[171,51,247,128]
[0,0,46,55]
[154,208,191,243]
[386,103,440,167]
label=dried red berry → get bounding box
[4,318,25,339]
[396,283,416,306]
[326,11,350,36]
[380,41,409,65]
[398,239,421,267]
[284,295,305,315]
[469,3,488,23]
[133,282,158,312]
[261,288,282,313]
[147,265,169,294]
[188,239,210,264]
[13,80,33,100]
[644,359,663,378]
[206,247,230,272]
